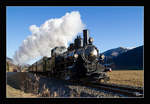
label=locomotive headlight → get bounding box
[74,53,78,58]
[101,54,105,60]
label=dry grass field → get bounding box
[6,72,39,98]
[6,84,38,98]
[107,70,144,87]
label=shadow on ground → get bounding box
[6,72,108,97]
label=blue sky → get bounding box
[7,6,144,64]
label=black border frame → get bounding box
[0,0,144,104]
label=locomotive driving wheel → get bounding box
[96,72,110,83]
[99,76,110,83]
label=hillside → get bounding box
[6,57,30,72]
[6,57,13,63]
[102,47,129,58]
[6,57,19,72]
[101,45,143,70]
[112,45,143,70]
[102,47,130,64]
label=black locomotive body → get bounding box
[28,29,111,82]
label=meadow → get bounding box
[107,70,144,87]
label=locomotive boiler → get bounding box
[28,29,111,82]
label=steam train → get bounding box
[28,29,112,82]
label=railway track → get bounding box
[79,81,144,97]
[66,78,143,97]
[33,73,144,97]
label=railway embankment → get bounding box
[7,72,122,98]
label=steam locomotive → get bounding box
[28,29,112,82]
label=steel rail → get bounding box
[67,80,143,97]
[79,81,144,97]
[86,83,143,97]
[91,82,143,93]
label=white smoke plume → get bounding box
[13,11,85,65]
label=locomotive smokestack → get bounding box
[83,29,89,47]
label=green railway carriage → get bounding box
[46,57,55,72]
[37,59,43,72]
[32,63,35,71]
[28,56,55,74]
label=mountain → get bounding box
[6,57,30,72]
[101,45,143,70]
[6,57,13,63]
[6,57,19,72]
[112,45,143,70]
[102,47,130,58]
[101,47,130,64]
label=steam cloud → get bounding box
[13,11,85,65]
